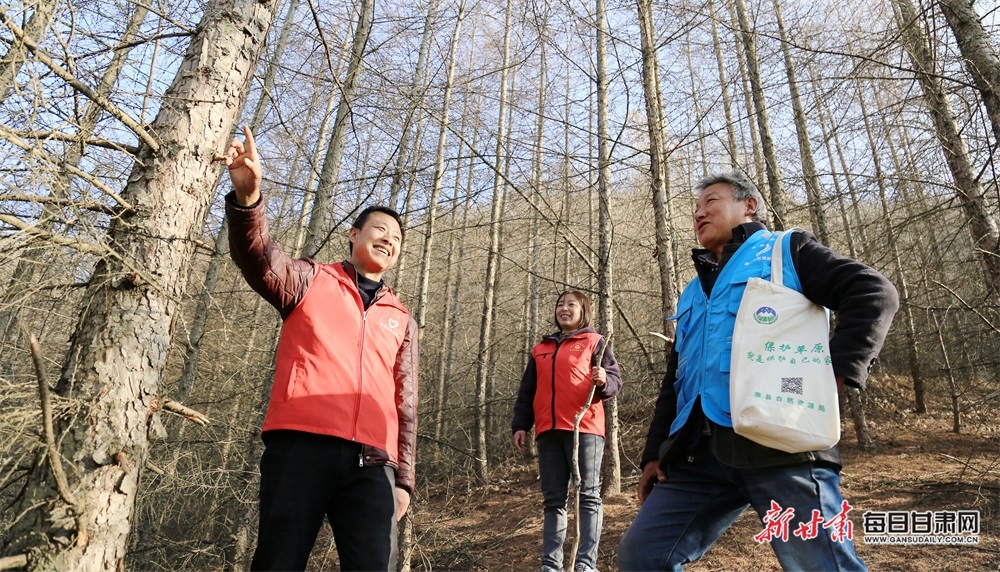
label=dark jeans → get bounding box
[250,431,397,571]
[537,430,605,572]
[618,441,865,571]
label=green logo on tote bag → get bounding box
[754,306,778,324]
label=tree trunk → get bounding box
[302,0,375,257]
[732,0,786,228]
[473,0,514,484]
[1,0,277,568]
[387,0,439,211]
[939,0,1000,146]
[526,7,548,369]
[930,309,961,433]
[729,0,765,194]
[809,68,874,450]
[708,0,739,168]
[487,63,518,454]
[177,0,300,403]
[685,37,709,179]
[636,0,677,345]
[392,108,430,284]
[594,0,620,495]
[0,0,57,103]
[857,84,926,413]
[810,66,860,258]
[772,0,828,243]
[434,27,482,451]
[415,0,465,329]
[560,37,573,287]
[892,0,1000,297]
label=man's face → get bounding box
[349,212,402,279]
[694,183,757,257]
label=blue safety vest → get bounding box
[669,229,802,435]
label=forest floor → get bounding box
[313,376,1000,571]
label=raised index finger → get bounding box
[243,125,258,160]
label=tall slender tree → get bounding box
[636,0,678,343]
[732,0,786,228]
[0,0,278,567]
[302,0,375,257]
[891,0,1000,297]
[473,0,514,483]
[772,0,828,242]
[858,82,926,413]
[415,0,466,329]
[708,0,740,168]
[939,0,1000,146]
[594,0,620,495]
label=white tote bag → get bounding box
[729,230,841,453]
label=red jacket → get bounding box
[512,327,622,438]
[227,193,418,492]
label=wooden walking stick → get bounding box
[568,335,610,572]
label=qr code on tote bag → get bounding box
[780,377,804,395]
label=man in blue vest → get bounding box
[619,171,898,571]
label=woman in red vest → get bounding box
[512,290,622,572]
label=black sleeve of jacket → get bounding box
[594,339,623,400]
[639,348,678,468]
[791,231,900,389]
[511,355,538,433]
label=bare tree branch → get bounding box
[0,214,106,255]
[29,334,88,547]
[160,399,210,427]
[0,124,134,210]
[0,10,160,153]
[0,194,121,215]
[10,130,139,155]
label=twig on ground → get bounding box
[0,555,28,570]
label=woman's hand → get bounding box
[513,430,528,452]
[591,366,606,387]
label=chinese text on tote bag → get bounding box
[729,230,840,453]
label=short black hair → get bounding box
[349,205,404,253]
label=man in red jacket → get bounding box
[224,126,418,571]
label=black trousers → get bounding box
[250,430,398,571]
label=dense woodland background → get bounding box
[0,0,997,569]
